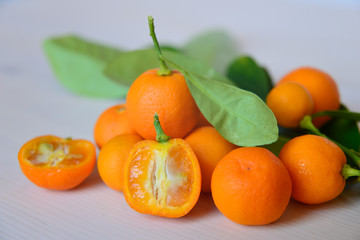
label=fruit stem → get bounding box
[148,16,172,76]
[341,164,360,179]
[299,115,323,136]
[154,113,170,143]
[300,115,360,168]
[312,110,360,121]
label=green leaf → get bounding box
[261,136,291,156]
[43,35,128,98]
[164,51,235,85]
[163,52,278,146]
[104,49,234,87]
[278,126,303,139]
[261,66,274,90]
[157,44,183,53]
[183,31,237,74]
[226,56,273,101]
[104,49,160,86]
[320,105,360,152]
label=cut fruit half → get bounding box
[123,139,201,218]
[18,135,96,190]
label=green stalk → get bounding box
[342,164,360,180]
[312,110,360,121]
[300,115,360,168]
[154,113,170,143]
[148,16,171,76]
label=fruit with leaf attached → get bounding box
[126,17,198,140]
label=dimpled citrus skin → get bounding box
[211,147,292,225]
[278,67,340,127]
[185,126,236,192]
[97,133,143,191]
[126,69,198,140]
[266,82,313,128]
[94,104,136,149]
[279,134,346,204]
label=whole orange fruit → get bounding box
[278,67,340,126]
[18,135,96,190]
[266,82,313,128]
[97,133,143,191]
[185,126,236,192]
[94,104,136,149]
[279,134,346,204]
[126,69,198,140]
[211,147,292,225]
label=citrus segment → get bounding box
[123,139,201,218]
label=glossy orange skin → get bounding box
[97,133,143,191]
[94,104,136,149]
[18,135,96,190]
[123,138,201,218]
[278,67,340,127]
[266,82,313,128]
[126,69,199,140]
[185,126,236,192]
[211,147,292,225]
[279,134,346,204]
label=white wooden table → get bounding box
[1,0,359,239]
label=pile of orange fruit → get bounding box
[266,67,340,128]
[18,17,360,226]
[18,63,358,225]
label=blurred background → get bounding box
[1,0,359,80]
[1,0,359,107]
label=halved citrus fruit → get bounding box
[123,114,201,218]
[18,135,96,190]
